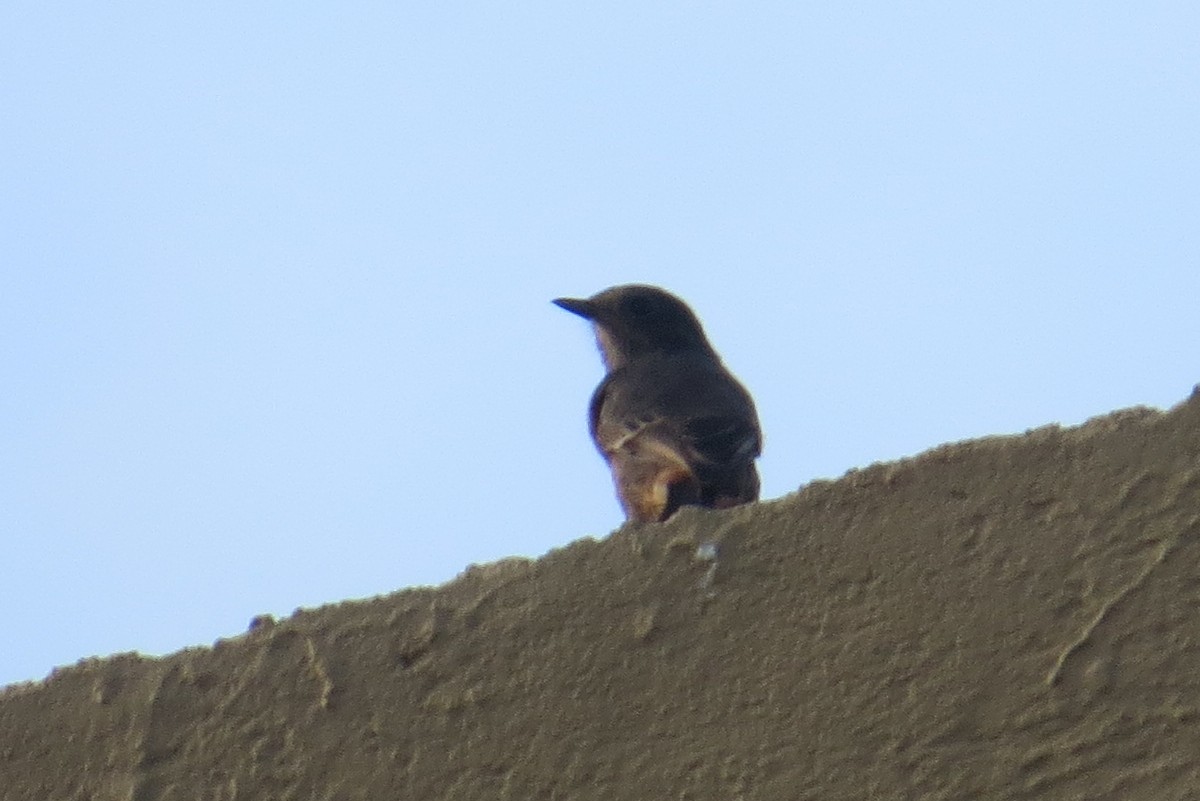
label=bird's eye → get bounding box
[624,295,658,318]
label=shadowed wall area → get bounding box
[3,389,1199,800]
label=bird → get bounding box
[554,284,762,523]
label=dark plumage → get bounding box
[554,284,762,523]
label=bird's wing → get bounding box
[590,367,760,467]
[587,365,761,519]
[680,412,762,469]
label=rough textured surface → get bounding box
[4,389,1200,800]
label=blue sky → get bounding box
[2,2,1197,687]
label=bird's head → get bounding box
[553,284,715,370]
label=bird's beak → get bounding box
[553,297,596,319]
